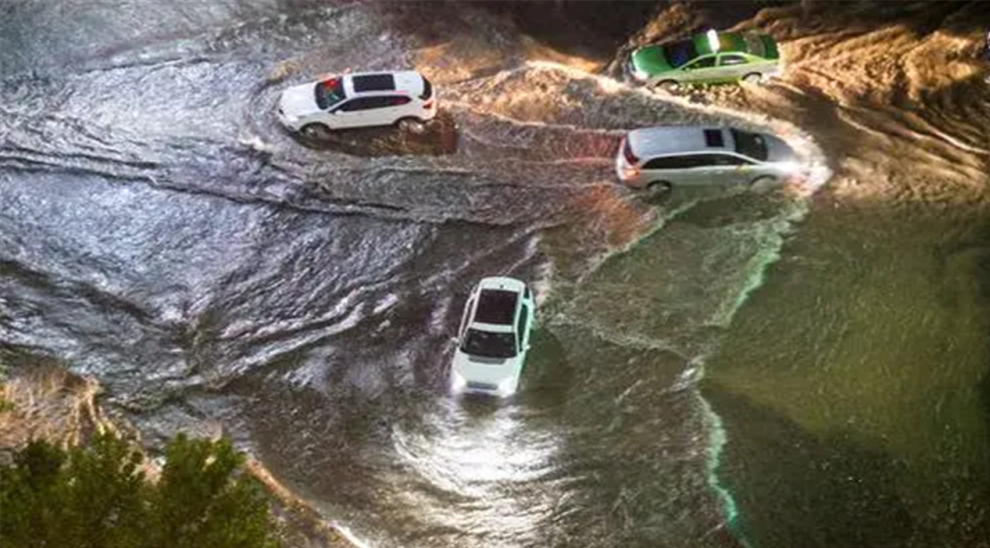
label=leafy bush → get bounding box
[0,432,280,548]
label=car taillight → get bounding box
[622,139,639,164]
[423,100,434,110]
[621,166,640,180]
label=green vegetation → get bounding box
[0,432,281,548]
[0,363,11,412]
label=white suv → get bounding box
[277,70,437,137]
[450,277,535,398]
[615,126,801,192]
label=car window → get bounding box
[708,154,750,166]
[517,304,529,344]
[718,54,749,66]
[420,77,433,100]
[730,129,769,161]
[387,95,411,106]
[643,156,700,169]
[662,40,699,69]
[315,78,346,110]
[334,96,392,112]
[461,329,517,359]
[743,33,767,57]
[690,154,739,167]
[351,74,396,93]
[684,55,716,70]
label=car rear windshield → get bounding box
[663,39,698,68]
[474,289,518,325]
[352,73,396,93]
[315,78,346,110]
[461,329,517,359]
[731,129,769,161]
[420,77,433,100]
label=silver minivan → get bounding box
[615,126,800,192]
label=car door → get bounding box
[641,155,704,185]
[713,152,761,184]
[695,153,748,184]
[677,54,717,83]
[714,53,751,81]
[329,96,388,128]
[381,95,413,124]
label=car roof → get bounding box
[468,277,526,330]
[627,126,737,157]
[473,289,518,326]
[342,70,425,97]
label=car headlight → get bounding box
[496,376,517,397]
[631,67,649,82]
[777,161,802,174]
[450,371,467,393]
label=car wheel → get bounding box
[300,123,331,139]
[647,181,673,194]
[742,72,764,84]
[749,175,778,193]
[655,80,680,92]
[397,117,427,135]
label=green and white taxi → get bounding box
[627,29,781,90]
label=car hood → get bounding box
[764,134,798,163]
[631,45,673,75]
[279,83,320,118]
[451,349,520,386]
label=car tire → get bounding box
[300,123,331,139]
[749,175,778,193]
[647,180,673,194]
[741,72,764,84]
[397,117,427,135]
[655,80,680,92]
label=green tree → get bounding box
[149,433,279,548]
[0,432,280,548]
[0,439,68,548]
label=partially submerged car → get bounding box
[450,277,535,398]
[277,70,436,137]
[615,125,800,192]
[627,29,781,90]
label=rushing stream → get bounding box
[2,1,989,547]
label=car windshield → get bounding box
[731,129,769,161]
[461,329,517,359]
[743,33,766,57]
[314,78,346,110]
[662,39,699,68]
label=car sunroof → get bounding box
[352,74,396,92]
[474,289,518,325]
[704,129,725,147]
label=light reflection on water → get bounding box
[390,395,563,545]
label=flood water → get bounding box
[2,1,989,547]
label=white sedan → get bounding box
[449,277,535,398]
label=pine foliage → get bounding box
[0,432,280,548]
